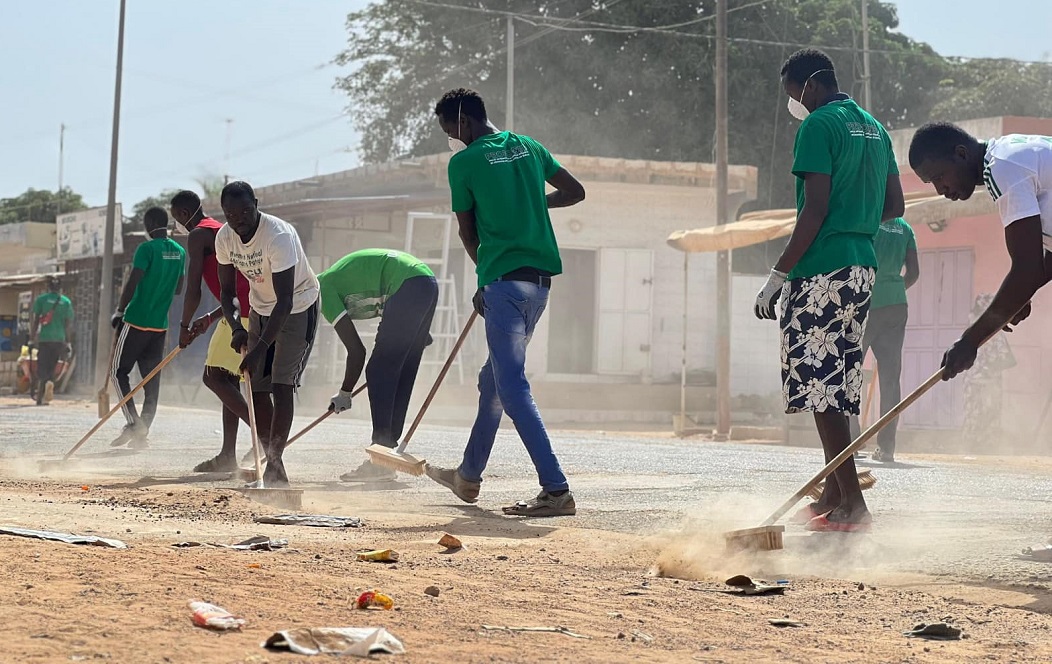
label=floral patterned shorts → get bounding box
[779,266,875,414]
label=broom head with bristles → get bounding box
[365,444,426,476]
[724,525,785,552]
[806,469,876,502]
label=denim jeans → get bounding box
[460,279,569,493]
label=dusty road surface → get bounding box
[2,395,1052,663]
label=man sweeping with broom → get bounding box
[907,123,1052,379]
[753,49,903,532]
[424,88,586,517]
[109,207,187,448]
[215,181,320,488]
[169,190,255,473]
[318,249,438,483]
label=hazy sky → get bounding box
[0,0,1048,210]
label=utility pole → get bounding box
[95,0,126,390]
[506,16,515,132]
[224,118,234,185]
[861,0,872,108]
[57,123,66,215]
[714,0,731,439]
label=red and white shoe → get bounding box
[790,503,826,525]
[805,512,873,533]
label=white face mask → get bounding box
[172,203,202,236]
[786,68,833,121]
[448,100,467,153]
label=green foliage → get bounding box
[333,0,946,207]
[0,188,89,225]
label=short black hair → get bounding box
[144,207,168,232]
[780,48,838,89]
[435,88,487,124]
[908,122,980,170]
[221,180,255,204]
[46,275,61,291]
[170,190,201,213]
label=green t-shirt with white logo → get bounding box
[446,131,563,287]
[33,292,73,342]
[790,98,899,280]
[871,218,916,309]
[319,249,434,324]
[124,237,186,330]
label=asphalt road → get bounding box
[3,396,1052,592]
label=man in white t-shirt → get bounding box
[215,180,320,487]
[908,123,1051,380]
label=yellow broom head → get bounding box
[365,444,426,476]
[724,525,785,552]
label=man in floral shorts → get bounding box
[754,49,904,532]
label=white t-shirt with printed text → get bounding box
[214,212,319,316]
[983,134,1052,251]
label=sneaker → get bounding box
[424,464,480,504]
[43,381,55,405]
[340,459,396,482]
[871,447,895,463]
[805,511,873,533]
[109,424,140,447]
[502,490,577,517]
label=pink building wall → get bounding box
[893,116,1052,434]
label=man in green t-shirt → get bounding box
[848,218,919,463]
[753,49,904,532]
[30,275,74,405]
[109,207,186,448]
[424,88,586,517]
[319,249,438,482]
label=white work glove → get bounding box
[754,268,788,320]
[329,389,354,414]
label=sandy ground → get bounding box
[0,479,1051,663]
[4,395,1052,662]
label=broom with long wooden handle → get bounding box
[365,311,479,475]
[44,346,183,467]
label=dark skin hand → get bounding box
[333,316,366,395]
[942,216,1048,380]
[218,263,247,347]
[117,269,144,312]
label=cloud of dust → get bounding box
[647,490,967,586]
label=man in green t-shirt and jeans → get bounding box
[30,275,74,405]
[109,207,187,448]
[319,249,438,483]
[848,218,919,463]
[425,88,586,517]
[754,50,904,532]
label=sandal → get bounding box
[193,455,239,473]
[502,491,577,517]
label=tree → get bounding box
[931,59,1052,122]
[130,188,181,227]
[333,0,945,208]
[0,188,89,225]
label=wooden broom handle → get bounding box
[762,319,1014,527]
[400,311,478,447]
[282,382,368,451]
[63,346,183,460]
[761,367,943,526]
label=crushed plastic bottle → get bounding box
[356,590,394,610]
[189,601,246,631]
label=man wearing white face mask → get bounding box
[425,88,586,517]
[170,190,255,473]
[753,49,904,532]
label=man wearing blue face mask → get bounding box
[753,49,904,532]
[425,88,586,517]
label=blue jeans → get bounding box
[460,280,569,493]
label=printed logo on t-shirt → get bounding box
[844,122,882,140]
[226,248,266,283]
[485,144,529,165]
